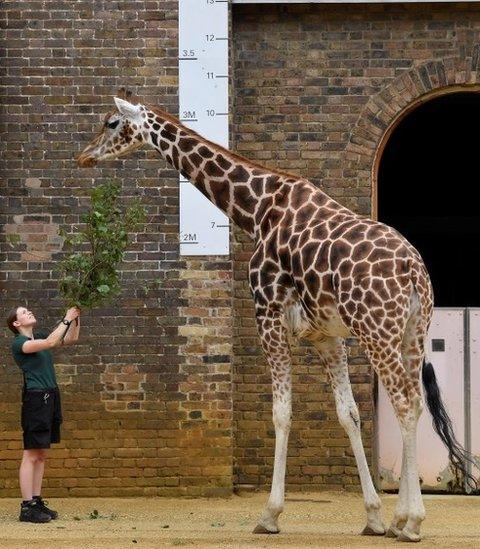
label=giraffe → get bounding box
[77,90,476,542]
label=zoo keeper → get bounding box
[7,305,81,523]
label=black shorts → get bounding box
[21,387,62,450]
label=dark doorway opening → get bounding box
[377,91,480,307]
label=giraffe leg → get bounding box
[314,337,385,536]
[388,310,425,539]
[365,344,425,542]
[253,313,292,534]
[396,410,424,543]
[385,444,409,538]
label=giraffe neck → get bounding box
[143,106,287,239]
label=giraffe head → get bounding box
[77,89,145,167]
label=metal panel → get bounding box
[377,309,465,491]
[469,309,480,485]
[178,0,230,256]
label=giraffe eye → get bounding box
[106,120,120,130]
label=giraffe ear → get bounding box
[114,97,141,118]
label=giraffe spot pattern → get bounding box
[204,160,224,178]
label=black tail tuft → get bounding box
[422,360,478,492]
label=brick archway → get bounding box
[345,45,480,220]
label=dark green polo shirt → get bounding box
[11,330,57,390]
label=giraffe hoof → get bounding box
[386,526,402,538]
[397,529,421,542]
[361,524,386,536]
[252,524,279,534]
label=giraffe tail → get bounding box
[422,360,479,493]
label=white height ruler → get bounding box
[178,0,230,256]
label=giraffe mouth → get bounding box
[77,154,98,168]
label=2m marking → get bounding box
[181,233,198,243]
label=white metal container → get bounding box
[377,308,466,491]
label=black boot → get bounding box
[33,496,58,520]
[19,499,52,523]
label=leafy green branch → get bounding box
[56,181,147,309]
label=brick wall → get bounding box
[2,1,479,498]
[231,2,480,491]
[0,0,232,497]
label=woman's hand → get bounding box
[64,307,81,322]
[63,307,81,346]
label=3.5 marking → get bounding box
[180,49,196,59]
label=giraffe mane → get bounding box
[148,105,301,181]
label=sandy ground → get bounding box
[0,492,479,549]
